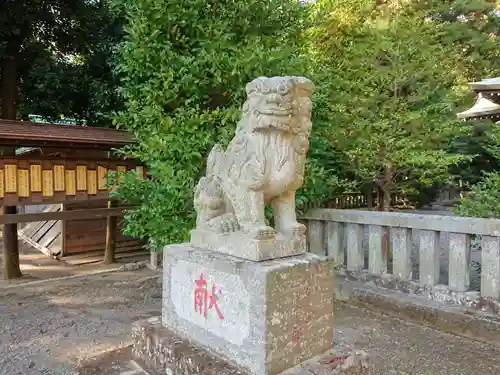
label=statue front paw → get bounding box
[220,214,240,233]
[207,213,240,233]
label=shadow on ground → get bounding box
[0,240,148,287]
[76,275,500,375]
[0,269,161,375]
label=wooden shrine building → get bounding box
[0,120,145,278]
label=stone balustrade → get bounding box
[301,209,500,301]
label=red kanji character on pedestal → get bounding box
[194,273,208,317]
[193,273,224,321]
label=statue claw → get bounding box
[255,226,276,239]
[290,222,306,236]
[242,224,276,239]
[207,213,240,233]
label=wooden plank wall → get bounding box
[62,200,143,256]
[18,204,63,256]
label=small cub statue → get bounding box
[191,76,314,261]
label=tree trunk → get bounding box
[377,167,393,266]
[378,167,393,212]
[381,188,391,212]
[1,41,22,279]
[1,55,18,120]
[1,145,21,279]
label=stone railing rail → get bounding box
[301,209,500,300]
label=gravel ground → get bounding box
[334,304,500,375]
[0,268,162,375]
[2,265,500,375]
[76,302,500,375]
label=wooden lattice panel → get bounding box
[0,158,145,206]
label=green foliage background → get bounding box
[111,0,348,248]
[111,0,500,247]
[0,0,122,125]
[305,0,499,206]
[456,124,500,218]
[3,0,500,248]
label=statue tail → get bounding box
[206,144,224,177]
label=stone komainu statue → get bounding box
[193,76,314,244]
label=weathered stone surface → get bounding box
[336,276,500,346]
[162,243,334,375]
[191,76,314,261]
[480,236,500,299]
[190,228,306,261]
[418,229,440,286]
[301,208,500,237]
[82,303,500,375]
[448,232,471,292]
[132,317,249,375]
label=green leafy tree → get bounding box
[307,0,473,210]
[1,0,123,125]
[425,0,500,189]
[445,1,500,218]
[1,0,88,119]
[0,0,124,279]
[455,171,500,218]
[455,123,500,218]
[1,0,90,279]
[449,120,500,188]
[111,0,348,248]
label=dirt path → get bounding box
[1,266,500,375]
[0,240,148,287]
[0,268,161,375]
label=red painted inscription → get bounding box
[194,272,224,320]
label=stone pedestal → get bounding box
[149,243,334,375]
[190,228,306,261]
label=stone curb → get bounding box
[336,277,500,346]
[0,260,150,290]
[132,317,250,375]
[73,344,137,375]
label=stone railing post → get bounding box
[390,227,412,280]
[368,225,387,276]
[307,220,325,256]
[448,233,471,292]
[480,236,500,298]
[346,223,364,271]
[418,230,440,287]
[326,222,344,267]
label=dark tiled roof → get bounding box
[0,120,134,148]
